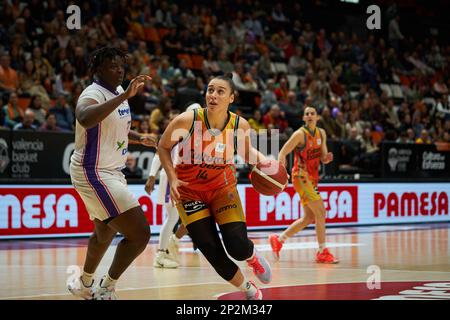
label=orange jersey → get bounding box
[175,108,239,192]
[292,126,323,185]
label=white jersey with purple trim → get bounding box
[71,81,131,171]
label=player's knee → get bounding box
[138,226,151,248]
[224,237,253,261]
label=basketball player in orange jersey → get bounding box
[158,74,272,300]
[269,106,339,264]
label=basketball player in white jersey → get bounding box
[68,47,155,300]
[145,104,200,268]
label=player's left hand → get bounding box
[140,135,157,147]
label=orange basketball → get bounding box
[250,159,288,196]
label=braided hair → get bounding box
[88,47,127,78]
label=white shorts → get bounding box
[157,170,173,207]
[70,164,140,221]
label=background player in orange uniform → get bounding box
[270,106,339,264]
[158,74,272,300]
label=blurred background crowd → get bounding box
[0,0,449,177]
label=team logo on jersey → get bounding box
[116,140,125,151]
[215,143,226,154]
[317,139,322,145]
[118,106,130,118]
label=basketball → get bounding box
[250,159,288,196]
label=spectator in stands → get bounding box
[122,154,143,180]
[18,59,51,109]
[318,106,338,140]
[341,127,363,167]
[137,119,151,134]
[26,95,46,127]
[217,50,234,74]
[260,79,277,114]
[32,47,54,89]
[388,15,404,50]
[248,109,266,133]
[71,46,88,80]
[433,76,449,97]
[158,57,177,85]
[358,128,380,170]
[385,99,401,130]
[54,61,78,97]
[263,104,291,139]
[280,91,303,129]
[149,97,172,134]
[274,77,290,104]
[343,63,362,91]
[2,91,23,129]
[415,129,432,144]
[39,113,65,132]
[202,49,221,78]
[335,111,347,140]
[257,51,272,80]
[0,53,19,93]
[396,131,410,143]
[48,94,74,131]
[100,13,117,41]
[174,59,195,88]
[13,109,37,131]
[288,46,308,76]
[362,55,379,89]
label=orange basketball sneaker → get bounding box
[269,234,283,260]
[316,248,339,264]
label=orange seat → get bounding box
[144,27,160,42]
[176,54,193,69]
[157,28,170,40]
[17,97,31,111]
[191,54,204,70]
[371,131,384,145]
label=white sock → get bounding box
[80,271,94,287]
[238,279,257,296]
[159,206,180,250]
[102,274,117,288]
[279,232,288,243]
[318,243,326,253]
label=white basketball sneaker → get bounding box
[68,276,94,300]
[153,250,179,269]
[92,276,118,300]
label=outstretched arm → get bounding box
[76,75,151,129]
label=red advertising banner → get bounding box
[244,185,358,227]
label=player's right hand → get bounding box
[169,178,189,205]
[125,75,151,98]
[144,176,156,194]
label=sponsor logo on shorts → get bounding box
[215,204,237,214]
[183,200,207,215]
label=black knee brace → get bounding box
[187,218,239,281]
[220,222,254,261]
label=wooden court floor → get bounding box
[1,223,449,300]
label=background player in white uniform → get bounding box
[145,104,200,268]
[68,47,155,300]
